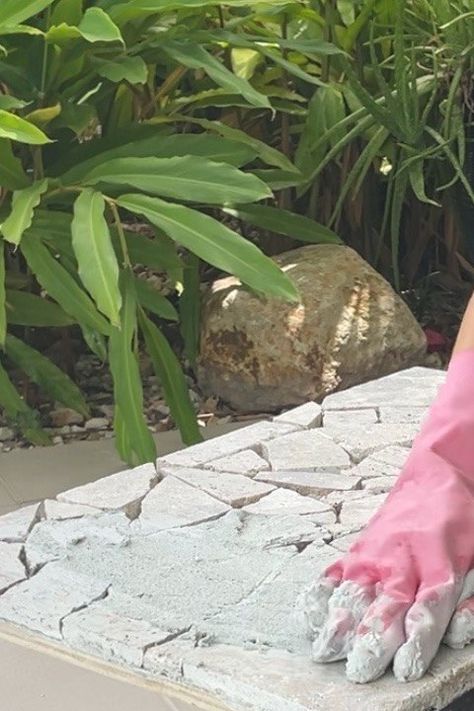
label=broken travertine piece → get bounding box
[0,366,472,711]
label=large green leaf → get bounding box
[1,179,48,246]
[109,276,156,465]
[21,234,111,334]
[139,309,201,446]
[0,0,55,25]
[5,289,74,327]
[71,189,122,327]
[110,0,265,24]
[78,7,123,43]
[5,334,89,417]
[0,240,5,344]
[0,360,50,446]
[162,41,271,110]
[117,194,299,302]
[223,204,343,245]
[179,253,200,367]
[122,230,183,273]
[51,0,83,25]
[95,56,147,84]
[0,139,29,190]
[84,157,272,204]
[60,134,256,184]
[134,277,178,321]
[0,110,51,145]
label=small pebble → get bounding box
[84,417,109,431]
[0,427,14,442]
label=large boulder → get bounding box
[197,245,427,412]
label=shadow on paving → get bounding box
[443,689,474,710]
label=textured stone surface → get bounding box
[43,499,100,520]
[156,421,298,468]
[197,244,427,411]
[255,469,360,497]
[0,365,473,711]
[163,467,275,507]
[0,504,39,542]
[273,402,323,428]
[137,476,230,532]
[204,449,269,476]
[262,430,351,471]
[242,488,332,516]
[57,463,157,517]
[0,543,25,593]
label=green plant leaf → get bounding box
[0,240,5,344]
[1,179,48,246]
[84,156,272,204]
[224,204,342,245]
[59,133,257,184]
[0,110,51,145]
[0,360,50,446]
[0,96,28,110]
[5,334,89,417]
[117,194,300,302]
[71,189,122,327]
[0,0,55,26]
[95,56,147,84]
[122,229,183,273]
[78,7,123,43]
[408,159,440,207]
[162,41,271,110]
[0,139,29,190]
[139,308,201,446]
[109,276,156,465]
[134,277,178,321]
[5,289,74,327]
[179,253,200,367]
[51,0,83,25]
[21,234,111,335]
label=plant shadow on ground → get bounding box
[442,689,474,711]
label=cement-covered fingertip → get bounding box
[303,576,338,640]
[444,600,474,650]
[392,637,427,682]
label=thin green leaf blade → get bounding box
[134,277,178,321]
[224,204,343,245]
[0,360,50,446]
[5,334,89,417]
[0,110,51,145]
[139,309,201,446]
[1,179,48,246]
[109,277,156,465]
[117,194,300,302]
[0,0,55,25]
[5,289,74,327]
[71,189,122,327]
[0,240,5,344]
[21,234,111,335]
[84,157,272,204]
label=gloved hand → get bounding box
[304,350,474,683]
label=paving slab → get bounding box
[0,366,472,711]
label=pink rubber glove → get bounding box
[304,350,474,683]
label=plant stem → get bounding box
[108,199,131,268]
[40,6,51,102]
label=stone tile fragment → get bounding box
[0,542,26,593]
[361,475,398,493]
[136,476,230,532]
[242,489,331,517]
[43,500,100,520]
[255,470,359,497]
[62,591,176,667]
[25,512,131,572]
[329,531,360,553]
[378,406,428,426]
[347,445,408,480]
[0,563,109,639]
[239,513,332,550]
[143,637,194,680]
[322,423,418,463]
[0,504,40,542]
[163,467,274,508]
[57,463,158,518]
[273,402,322,429]
[156,421,297,468]
[323,408,378,427]
[261,430,350,472]
[322,366,444,410]
[204,449,269,477]
[338,493,388,532]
